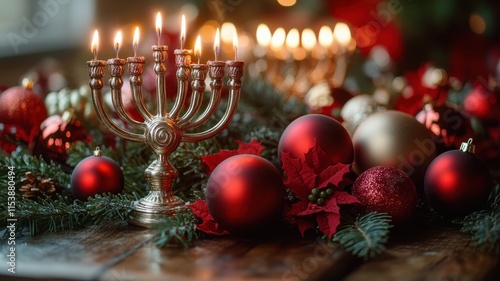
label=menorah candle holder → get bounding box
[87,46,243,228]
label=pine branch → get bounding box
[85,193,137,224]
[333,212,393,260]
[155,209,199,248]
[460,184,500,252]
[13,195,89,236]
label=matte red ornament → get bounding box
[415,103,472,154]
[31,112,91,167]
[352,166,417,225]
[205,154,285,234]
[0,83,48,143]
[424,138,493,218]
[71,147,124,201]
[278,114,354,166]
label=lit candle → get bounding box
[285,28,300,51]
[256,24,271,48]
[156,12,162,45]
[133,27,139,57]
[214,28,220,61]
[114,31,122,58]
[180,14,186,50]
[333,22,351,49]
[194,35,201,64]
[233,29,238,60]
[301,28,316,53]
[318,25,333,49]
[91,30,98,60]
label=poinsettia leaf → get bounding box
[286,201,309,216]
[282,151,316,200]
[334,191,361,205]
[322,197,341,214]
[188,199,229,236]
[201,140,264,174]
[304,140,332,173]
[317,212,341,238]
[296,203,325,216]
[295,217,315,237]
[316,163,354,190]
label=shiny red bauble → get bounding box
[0,85,48,142]
[31,113,92,167]
[424,140,493,217]
[205,154,285,233]
[352,166,417,225]
[463,83,500,122]
[278,114,353,165]
[71,148,124,201]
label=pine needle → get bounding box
[333,212,393,260]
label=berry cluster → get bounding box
[307,187,334,206]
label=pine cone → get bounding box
[19,172,61,200]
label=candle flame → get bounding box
[194,35,201,64]
[156,12,162,44]
[270,27,286,51]
[214,28,220,61]
[318,25,333,48]
[181,14,186,49]
[91,30,99,59]
[233,29,238,60]
[133,27,139,56]
[256,24,272,47]
[114,31,122,58]
[285,28,300,49]
[221,22,236,43]
[333,22,351,46]
[301,28,316,51]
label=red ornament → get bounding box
[205,154,285,234]
[415,103,472,154]
[352,166,417,225]
[463,82,500,123]
[31,112,91,167]
[0,83,48,143]
[424,139,493,218]
[71,147,124,201]
[278,114,354,166]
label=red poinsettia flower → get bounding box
[190,139,264,235]
[282,142,359,238]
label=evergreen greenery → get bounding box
[333,212,393,260]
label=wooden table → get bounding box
[1,221,499,281]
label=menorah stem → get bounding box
[182,61,225,130]
[178,64,207,127]
[87,60,144,142]
[108,58,145,130]
[153,45,168,117]
[128,56,153,121]
[182,60,243,142]
[169,50,192,119]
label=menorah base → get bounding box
[127,190,186,228]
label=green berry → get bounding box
[316,198,325,205]
[311,188,319,195]
[319,191,327,198]
[326,188,334,196]
[308,194,316,202]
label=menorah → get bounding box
[87,31,243,227]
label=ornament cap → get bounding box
[460,138,475,153]
[93,147,102,156]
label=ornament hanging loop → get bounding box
[460,138,475,153]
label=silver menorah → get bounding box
[87,45,243,227]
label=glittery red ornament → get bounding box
[31,112,91,167]
[424,139,493,218]
[278,114,354,166]
[352,166,417,224]
[71,147,124,201]
[0,82,48,143]
[415,103,472,154]
[205,154,285,234]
